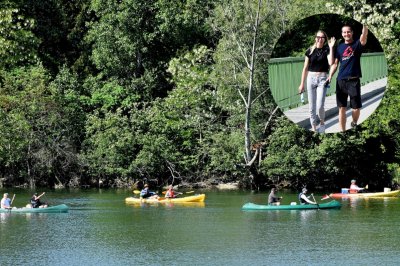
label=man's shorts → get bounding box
[336,78,362,109]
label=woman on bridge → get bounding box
[298,30,336,133]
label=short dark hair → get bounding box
[342,25,353,32]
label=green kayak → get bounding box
[242,200,341,211]
[0,204,69,213]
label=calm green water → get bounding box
[1,189,399,265]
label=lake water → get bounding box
[1,189,399,265]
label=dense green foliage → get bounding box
[1,0,399,190]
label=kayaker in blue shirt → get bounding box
[1,193,12,209]
[299,188,317,205]
[140,184,159,199]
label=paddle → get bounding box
[162,191,195,195]
[133,190,157,196]
[6,194,16,212]
[356,184,368,194]
[311,194,320,209]
[39,192,49,207]
[5,194,15,212]
[10,194,15,205]
[321,194,331,201]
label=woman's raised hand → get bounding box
[328,37,336,48]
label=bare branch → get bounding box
[166,160,180,185]
[237,88,248,107]
[251,89,268,105]
[232,33,251,69]
[263,105,280,133]
[246,146,259,166]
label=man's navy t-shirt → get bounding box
[335,39,363,80]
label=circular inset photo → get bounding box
[269,14,387,133]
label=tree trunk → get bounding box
[244,0,262,164]
[27,141,35,189]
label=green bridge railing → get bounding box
[268,52,387,111]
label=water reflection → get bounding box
[340,196,400,210]
[0,212,11,223]
[164,202,205,208]
[298,209,317,222]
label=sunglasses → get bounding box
[315,36,326,40]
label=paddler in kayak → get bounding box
[165,185,176,198]
[268,188,282,205]
[349,179,365,193]
[1,193,12,209]
[298,188,317,205]
[30,192,48,208]
[140,184,159,199]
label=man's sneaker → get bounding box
[351,121,357,128]
[319,124,326,133]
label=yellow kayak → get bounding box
[125,194,206,204]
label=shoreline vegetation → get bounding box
[1,1,400,192]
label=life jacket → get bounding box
[349,185,359,194]
[165,190,175,198]
[140,188,148,197]
[30,197,41,208]
[298,193,307,204]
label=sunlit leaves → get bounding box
[326,0,400,65]
[0,6,39,69]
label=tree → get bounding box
[86,0,215,99]
[131,46,220,183]
[0,65,83,188]
[211,0,286,170]
[0,2,39,70]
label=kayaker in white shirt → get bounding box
[299,188,317,205]
[349,179,364,193]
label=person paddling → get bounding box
[349,179,365,193]
[298,188,317,205]
[30,192,48,208]
[268,188,282,205]
[165,185,176,199]
[1,193,12,209]
[140,184,159,199]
